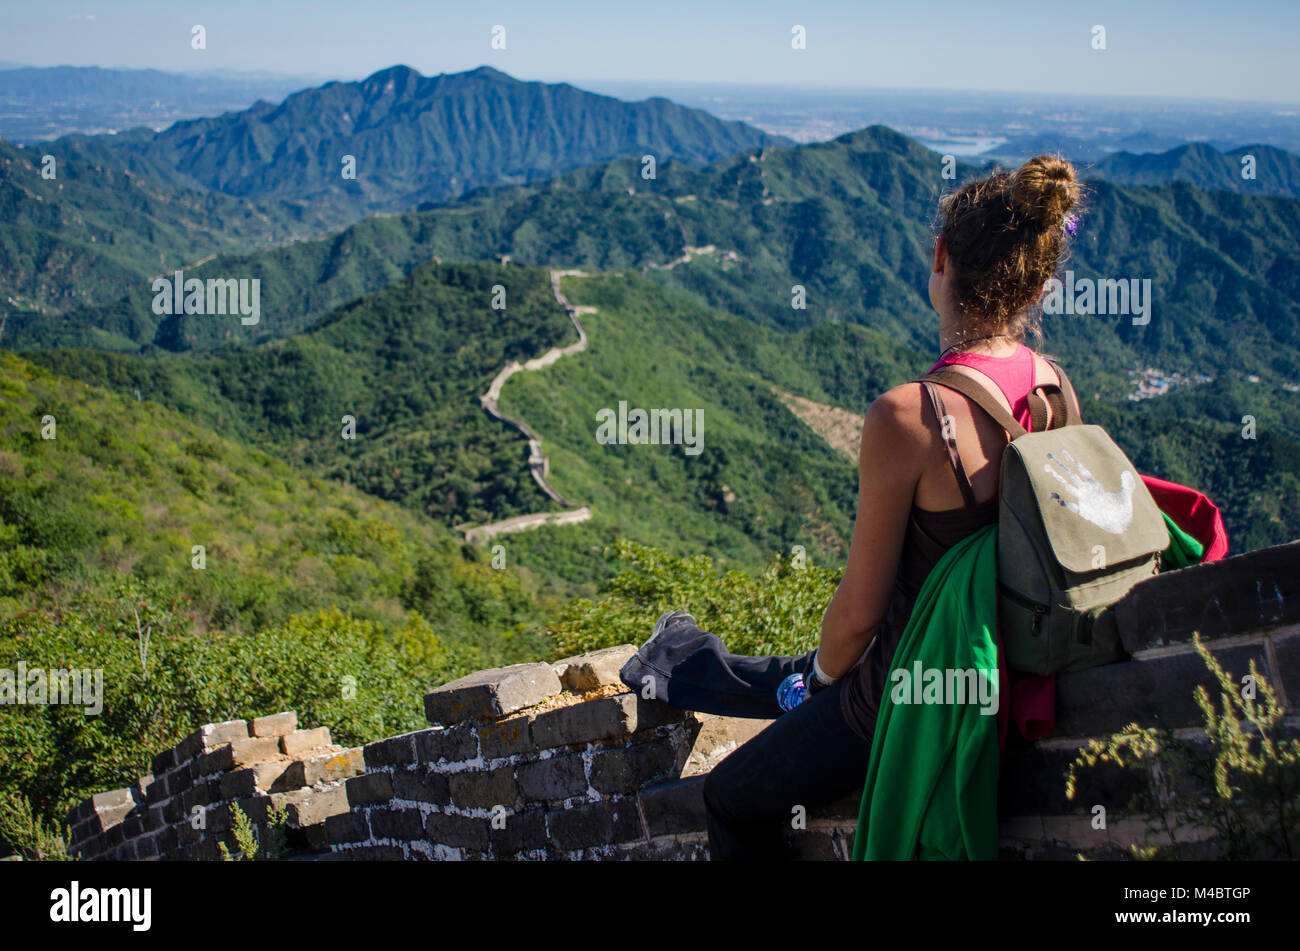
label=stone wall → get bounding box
[65,539,1300,861]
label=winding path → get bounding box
[461,269,595,545]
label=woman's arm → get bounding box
[815,384,928,680]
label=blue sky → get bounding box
[2,0,1297,102]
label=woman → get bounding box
[620,154,1087,859]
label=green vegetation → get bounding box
[0,139,321,335]
[219,801,288,861]
[1067,635,1300,860]
[0,346,558,845]
[29,263,930,585]
[1,596,478,849]
[0,793,72,861]
[0,350,544,640]
[548,539,839,659]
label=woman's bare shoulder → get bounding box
[861,383,934,456]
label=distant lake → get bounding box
[913,136,1007,156]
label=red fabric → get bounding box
[999,475,1229,746]
[1139,473,1230,563]
[928,344,1037,432]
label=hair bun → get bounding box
[1008,155,1079,229]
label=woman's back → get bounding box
[837,344,1080,738]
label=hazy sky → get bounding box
[2,0,1297,103]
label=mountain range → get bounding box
[5,65,1299,568]
[47,65,789,229]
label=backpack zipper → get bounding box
[998,582,1049,634]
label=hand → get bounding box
[1043,450,1136,535]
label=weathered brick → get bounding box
[150,747,176,777]
[516,755,587,802]
[220,768,258,800]
[639,777,706,837]
[785,826,846,861]
[548,799,642,851]
[424,662,562,725]
[181,778,219,814]
[1274,630,1300,703]
[1054,643,1270,737]
[281,727,332,757]
[447,766,518,810]
[156,826,178,856]
[329,844,405,861]
[250,711,298,737]
[135,833,159,859]
[285,786,350,827]
[162,795,185,825]
[415,725,478,765]
[488,808,549,856]
[424,811,489,851]
[67,818,93,846]
[122,811,145,839]
[234,795,273,823]
[368,808,425,841]
[174,730,204,763]
[89,795,134,830]
[288,748,364,787]
[324,811,369,846]
[551,645,637,692]
[145,774,171,805]
[681,712,771,777]
[231,737,286,768]
[166,761,195,792]
[66,798,93,828]
[345,772,394,807]
[478,716,532,759]
[363,733,417,769]
[392,769,451,805]
[591,737,680,794]
[193,719,249,752]
[91,788,135,812]
[71,832,102,858]
[531,693,637,748]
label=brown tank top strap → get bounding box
[921,381,978,511]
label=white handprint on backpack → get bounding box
[1044,450,1135,535]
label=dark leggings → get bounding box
[620,618,875,860]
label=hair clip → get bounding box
[1061,213,1079,237]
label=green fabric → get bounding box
[1160,511,1204,570]
[851,525,1000,861]
[852,510,1204,861]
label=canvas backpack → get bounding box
[919,360,1169,675]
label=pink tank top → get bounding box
[926,343,1037,432]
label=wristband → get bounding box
[812,652,838,686]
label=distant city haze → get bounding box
[2,0,1298,103]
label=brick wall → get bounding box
[65,540,1300,861]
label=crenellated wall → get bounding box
[66,539,1300,861]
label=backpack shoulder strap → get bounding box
[916,367,1028,440]
[1044,358,1084,424]
[920,381,979,510]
